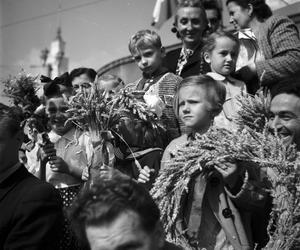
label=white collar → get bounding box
[238,28,256,40]
[48,128,76,144]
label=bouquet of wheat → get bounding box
[151,92,300,249]
[66,85,164,180]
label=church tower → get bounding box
[41,27,68,78]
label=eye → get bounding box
[191,18,201,25]
[144,51,154,57]
[133,56,141,62]
[179,18,188,25]
[47,107,57,114]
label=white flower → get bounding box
[143,94,165,118]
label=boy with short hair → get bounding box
[128,29,183,140]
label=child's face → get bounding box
[46,97,73,135]
[132,45,165,76]
[72,73,92,94]
[178,85,213,133]
[204,37,239,76]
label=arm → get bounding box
[6,183,63,250]
[224,164,272,212]
[256,16,300,86]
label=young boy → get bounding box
[127,29,183,140]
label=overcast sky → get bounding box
[0,0,178,79]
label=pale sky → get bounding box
[0,0,299,104]
[0,0,177,79]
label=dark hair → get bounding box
[202,30,239,54]
[69,67,97,82]
[68,174,161,246]
[174,74,226,117]
[0,103,23,136]
[203,0,222,20]
[129,30,162,55]
[270,74,300,99]
[42,72,72,98]
[226,0,272,21]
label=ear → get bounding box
[247,3,254,17]
[203,52,211,64]
[161,47,166,58]
[153,221,165,248]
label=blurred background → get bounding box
[0,0,299,102]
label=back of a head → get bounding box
[0,103,23,136]
[175,74,226,117]
[270,74,300,100]
[69,174,160,245]
[97,74,124,88]
[69,67,97,82]
[128,29,162,55]
[226,0,272,21]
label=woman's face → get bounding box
[175,7,207,49]
[227,1,252,30]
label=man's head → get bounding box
[129,30,165,76]
[203,1,222,33]
[69,175,165,250]
[269,76,300,149]
[0,104,24,173]
[70,67,97,94]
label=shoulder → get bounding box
[263,15,297,31]
[164,134,188,156]
[20,173,61,203]
[161,72,182,83]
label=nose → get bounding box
[226,54,232,61]
[229,16,234,24]
[186,20,193,30]
[141,57,147,66]
[269,116,282,133]
[182,103,190,113]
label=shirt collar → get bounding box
[0,162,22,184]
[238,28,256,40]
[206,72,237,85]
[48,128,76,144]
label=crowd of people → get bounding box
[1,0,300,249]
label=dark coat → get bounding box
[163,46,210,78]
[0,165,63,250]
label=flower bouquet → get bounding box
[2,71,41,118]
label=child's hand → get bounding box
[137,166,155,184]
[49,156,69,174]
[81,166,89,181]
[39,143,56,162]
[214,161,240,189]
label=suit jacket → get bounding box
[0,165,63,250]
[164,46,210,78]
[256,15,300,86]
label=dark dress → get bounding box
[164,45,210,78]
